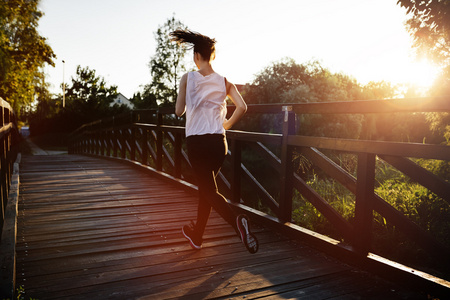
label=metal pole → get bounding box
[62,60,65,108]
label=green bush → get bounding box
[290,154,449,276]
[375,180,450,247]
[292,174,355,240]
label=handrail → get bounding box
[0,97,19,236]
[244,96,450,114]
[70,97,450,134]
[68,96,450,285]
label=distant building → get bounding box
[19,126,30,137]
[111,93,134,109]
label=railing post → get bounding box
[113,129,118,158]
[121,128,126,159]
[95,132,100,155]
[91,133,95,154]
[279,106,295,223]
[0,103,5,233]
[86,134,90,154]
[4,109,10,188]
[156,113,163,171]
[0,134,5,221]
[105,130,110,156]
[100,130,105,156]
[174,132,182,178]
[142,128,148,165]
[354,153,376,255]
[87,134,92,154]
[87,134,91,154]
[81,138,84,154]
[230,138,241,203]
[130,126,136,161]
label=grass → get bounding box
[289,157,450,280]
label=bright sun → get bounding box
[398,59,441,89]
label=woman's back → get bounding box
[185,71,227,137]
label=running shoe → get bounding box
[236,214,259,254]
[182,221,202,250]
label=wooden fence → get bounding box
[0,97,18,235]
[68,97,450,278]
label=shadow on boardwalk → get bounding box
[16,154,427,299]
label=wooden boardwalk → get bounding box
[16,154,424,299]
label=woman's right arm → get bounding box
[175,73,188,117]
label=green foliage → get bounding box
[0,0,55,117]
[241,59,396,139]
[144,16,188,107]
[129,91,157,109]
[288,153,449,271]
[245,58,309,105]
[361,81,396,100]
[365,111,433,143]
[242,58,448,144]
[292,174,355,239]
[65,65,120,120]
[397,1,450,146]
[373,177,450,267]
[0,285,38,300]
[397,0,450,66]
[29,65,129,136]
[245,59,379,106]
[415,157,450,182]
[425,112,450,145]
[15,285,36,300]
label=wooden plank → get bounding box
[289,135,450,160]
[227,130,283,145]
[14,154,429,299]
[291,97,450,114]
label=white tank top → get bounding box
[185,71,227,137]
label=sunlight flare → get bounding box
[402,59,441,89]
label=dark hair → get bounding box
[170,29,216,61]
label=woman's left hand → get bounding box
[223,119,231,130]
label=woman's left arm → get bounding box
[223,81,247,130]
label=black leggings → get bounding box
[186,134,237,237]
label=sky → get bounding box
[38,0,441,99]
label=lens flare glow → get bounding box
[401,59,441,89]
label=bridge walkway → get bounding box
[16,154,423,299]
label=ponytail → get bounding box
[170,29,216,61]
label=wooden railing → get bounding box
[0,97,18,236]
[68,97,450,283]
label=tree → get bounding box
[30,65,125,135]
[245,58,310,105]
[0,0,55,117]
[398,0,450,145]
[144,16,188,107]
[397,0,450,66]
[129,91,157,109]
[65,66,121,122]
[242,59,396,138]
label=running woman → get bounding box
[170,29,258,254]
